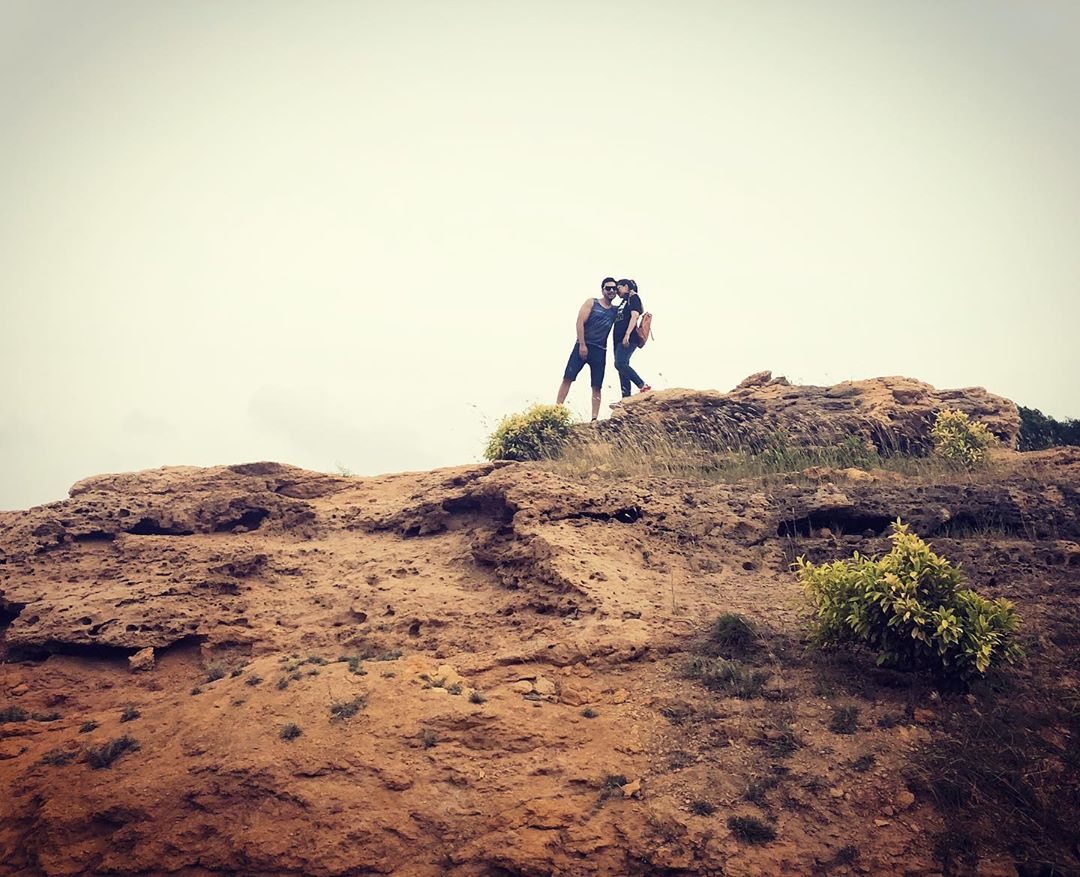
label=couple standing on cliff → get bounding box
[556,277,651,421]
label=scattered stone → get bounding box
[913,708,937,725]
[874,819,891,827]
[612,688,629,704]
[830,787,845,799]
[896,790,916,810]
[511,680,533,694]
[534,676,556,697]
[9,684,28,697]
[128,647,155,673]
[622,779,642,798]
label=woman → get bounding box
[613,279,651,398]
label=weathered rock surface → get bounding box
[1,386,1077,877]
[604,372,1022,453]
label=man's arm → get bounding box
[576,299,592,354]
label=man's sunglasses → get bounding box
[603,285,617,292]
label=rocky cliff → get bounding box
[1,380,1078,877]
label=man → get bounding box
[556,277,619,421]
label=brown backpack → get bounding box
[635,312,653,347]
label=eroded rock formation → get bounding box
[1,382,1077,877]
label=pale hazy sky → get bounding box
[2,1,1078,510]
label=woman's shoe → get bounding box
[639,385,652,393]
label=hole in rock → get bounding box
[8,640,139,663]
[777,511,892,538]
[74,531,116,543]
[931,514,1027,539]
[443,495,515,525]
[408,620,421,637]
[213,508,270,533]
[0,597,26,632]
[128,518,195,536]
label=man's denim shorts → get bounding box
[563,344,606,389]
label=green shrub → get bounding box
[1018,405,1080,451]
[798,521,1022,680]
[483,404,573,462]
[931,409,995,468]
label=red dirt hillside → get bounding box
[1,378,1078,877]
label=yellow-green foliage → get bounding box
[797,522,1021,679]
[483,404,573,462]
[931,409,995,468]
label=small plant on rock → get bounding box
[329,696,367,721]
[931,409,995,469]
[280,723,302,741]
[483,404,574,462]
[728,815,776,844]
[119,706,140,723]
[0,706,27,723]
[204,664,227,683]
[469,690,486,705]
[79,721,99,734]
[798,521,1022,680]
[829,705,860,735]
[684,657,769,698]
[40,748,78,766]
[690,800,716,816]
[85,735,139,769]
[705,612,758,657]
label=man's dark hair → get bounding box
[601,277,617,289]
[617,279,638,293]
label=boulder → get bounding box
[599,374,1021,454]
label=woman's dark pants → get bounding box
[614,342,645,397]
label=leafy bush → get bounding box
[1018,406,1080,451]
[483,404,573,462]
[798,521,1021,680]
[931,409,995,468]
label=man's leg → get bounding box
[588,346,605,421]
[558,345,585,405]
[556,379,572,404]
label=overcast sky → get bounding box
[2,1,1078,510]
